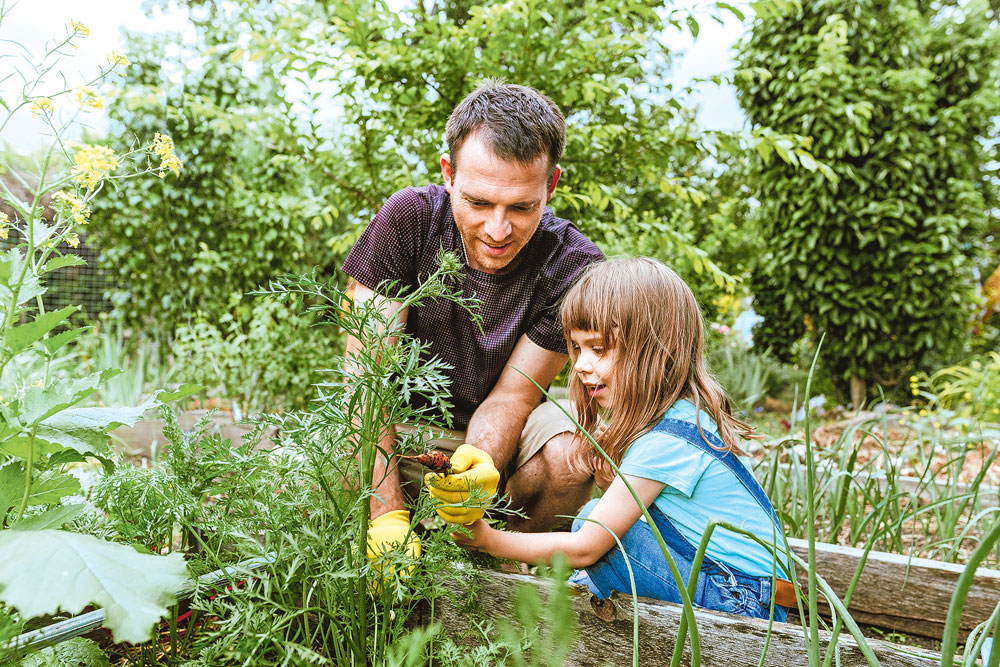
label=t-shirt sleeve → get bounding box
[526,241,605,352]
[619,432,713,497]
[340,187,424,299]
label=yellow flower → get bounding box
[909,375,918,383]
[74,86,104,110]
[31,379,44,388]
[68,142,119,189]
[107,51,130,67]
[150,133,182,178]
[68,20,89,36]
[66,232,80,248]
[30,98,54,118]
[919,409,928,417]
[53,191,91,225]
[0,211,9,240]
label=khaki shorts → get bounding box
[394,399,577,500]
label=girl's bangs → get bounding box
[561,271,618,343]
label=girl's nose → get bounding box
[574,353,593,374]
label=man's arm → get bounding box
[346,281,410,519]
[464,334,569,470]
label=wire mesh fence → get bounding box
[0,232,115,322]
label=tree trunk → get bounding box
[850,374,866,410]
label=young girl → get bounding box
[450,257,795,621]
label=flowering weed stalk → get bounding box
[0,4,198,659]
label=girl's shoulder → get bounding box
[652,400,720,437]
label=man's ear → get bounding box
[441,154,454,193]
[546,166,562,201]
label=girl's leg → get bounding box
[571,499,708,604]
[571,500,788,621]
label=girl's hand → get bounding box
[450,518,493,551]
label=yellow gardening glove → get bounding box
[424,444,500,525]
[366,510,421,592]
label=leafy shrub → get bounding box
[735,1,1000,396]
[171,293,339,414]
[88,29,334,332]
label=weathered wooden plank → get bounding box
[789,538,1000,640]
[419,570,939,667]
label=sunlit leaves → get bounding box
[0,530,189,643]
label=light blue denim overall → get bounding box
[570,417,791,622]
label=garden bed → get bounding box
[111,409,277,460]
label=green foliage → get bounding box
[735,0,1000,392]
[912,351,1000,423]
[17,637,109,667]
[136,256,494,665]
[170,291,339,414]
[0,529,188,643]
[218,0,763,306]
[88,24,334,332]
[0,7,203,653]
[708,339,783,412]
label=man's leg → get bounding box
[502,400,594,532]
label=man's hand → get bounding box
[366,510,421,591]
[424,444,500,524]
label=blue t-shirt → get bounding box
[619,400,782,578]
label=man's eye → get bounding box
[512,205,531,212]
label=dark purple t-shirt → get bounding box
[341,184,603,429]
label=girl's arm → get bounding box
[451,475,666,568]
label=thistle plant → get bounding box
[0,5,196,659]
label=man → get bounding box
[341,81,603,565]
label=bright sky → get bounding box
[0,1,747,154]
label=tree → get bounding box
[238,0,755,302]
[734,0,1000,403]
[89,11,333,330]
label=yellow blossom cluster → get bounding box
[908,375,920,397]
[107,51,130,67]
[151,133,182,178]
[68,20,89,36]
[68,142,119,189]
[74,86,104,110]
[30,97,54,118]
[53,191,91,226]
[0,211,9,240]
[65,232,80,248]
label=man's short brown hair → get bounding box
[445,80,565,179]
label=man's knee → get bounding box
[532,431,591,485]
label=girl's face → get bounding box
[569,329,618,410]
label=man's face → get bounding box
[441,133,560,273]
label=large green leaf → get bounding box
[19,370,122,427]
[41,255,87,273]
[4,306,77,355]
[0,248,45,307]
[0,529,189,644]
[0,462,24,516]
[42,384,201,433]
[40,326,89,357]
[10,504,85,531]
[19,637,111,667]
[0,435,70,460]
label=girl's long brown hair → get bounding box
[561,258,758,468]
